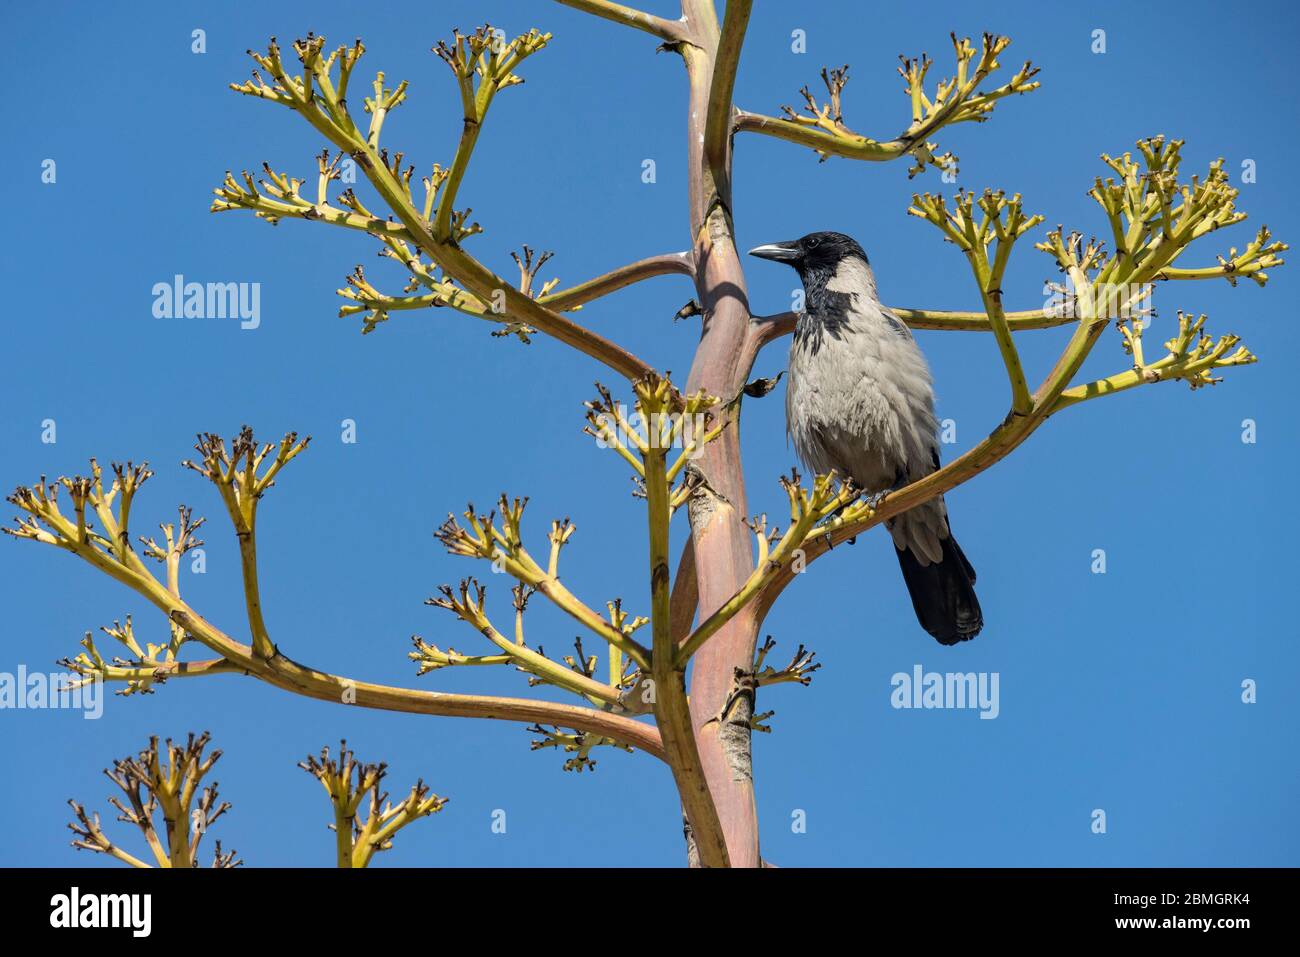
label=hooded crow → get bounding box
[750,230,983,644]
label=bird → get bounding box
[749,231,982,644]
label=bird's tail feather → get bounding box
[894,532,982,645]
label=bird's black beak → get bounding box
[748,241,801,263]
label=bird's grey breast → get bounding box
[786,259,939,492]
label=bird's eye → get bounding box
[806,237,820,248]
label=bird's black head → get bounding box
[748,231,869,278]
[749,231,872,322]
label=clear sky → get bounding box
[1,0,1296,867]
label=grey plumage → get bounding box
[750,231,982,644]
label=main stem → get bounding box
[679,4,764,868]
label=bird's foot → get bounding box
[822,528,858,549]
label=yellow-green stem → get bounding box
[645,442,729,868]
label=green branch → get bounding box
[223,30,656,381]
[703,0,752,181]
[909,189,1044,414]
[636,373,729,869]
[300,741,447,868]
[736,33,1039,175]
[5,435,667,760]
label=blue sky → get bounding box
[1,0,1297,867]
